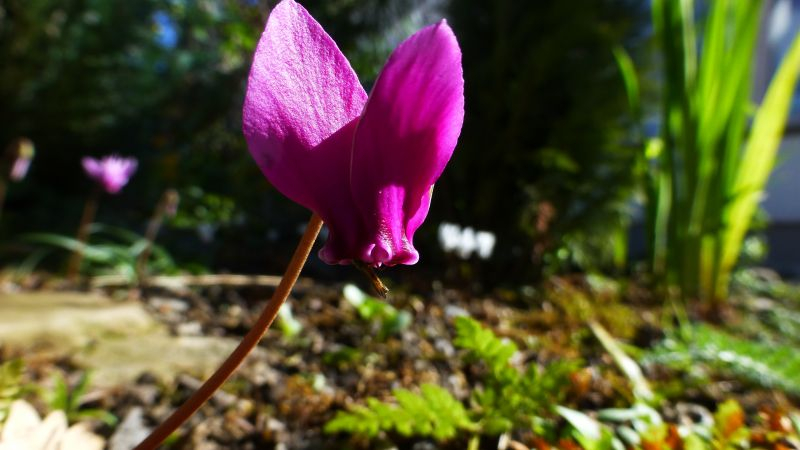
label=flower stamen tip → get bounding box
[354,261,390,298]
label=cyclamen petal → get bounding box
[244,0,464,267]
[347,21,465,266]
[82,158,103,179]
[82,155,137,194]
[242,0,367,214]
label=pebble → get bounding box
[108,407,150,450]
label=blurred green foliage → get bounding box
[0,359,25,424]
[46,371,117,426]
[23,223,178,280]
[0,0,262,191]
[626,0,800,305]
[169,187,236,231]
[1,0,648,281]
[0,0,268,271]
[646,323,800,397]
[558,399,767,450]
[343,284,412,341]
[439,0,646,280]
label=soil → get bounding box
[0,272,797,449]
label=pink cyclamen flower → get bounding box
[82,155,138,194]
[243,0,464,267]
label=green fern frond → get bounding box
[473,359,579,434]
[453,316,518,381]
[327,317,581,441]
[325,383,478,441]
[646,324,800,395]
[518,360,580,405]
[454,317,579,433]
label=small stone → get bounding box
[0,292,163,349]
[109,407,150,450]
[434,338,455,357]
[412,441,438,450]
[444,305,469,319]
[130,384,159,405]
[267,418,287,433]
[76,335,263,387]
[176,321,203,336]
[149,296,189,313]
[0,292,267,387]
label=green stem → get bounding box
[467,434,480,450]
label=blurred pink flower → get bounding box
[243,0,464,267]
[6,138,34,182]
[9,158,31,182]
[82,155,138,194]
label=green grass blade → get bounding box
[696,0,728,126]
[720,30,800,292]
[690,1,761,239]
[88,223,143,243]
[22,233,114,262]
[590,321,655,404]
[613,46,640,119]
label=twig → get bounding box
[90,273,313,290]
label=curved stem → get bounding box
[67,187,100,282]
[0,177,7,221]
[134,213,323,450]
[136,188,179,284]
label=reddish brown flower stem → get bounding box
[136,188,179,283]
[0,177,7,221]
[67,186,101,282]
[134,213,323,450]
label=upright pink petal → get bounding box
[82,157,103,179]
[345,21,465,266]
[242,0,368,216]
[122,159,138,180]
[82,155,137,194]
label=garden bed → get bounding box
[1,270,798,449]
